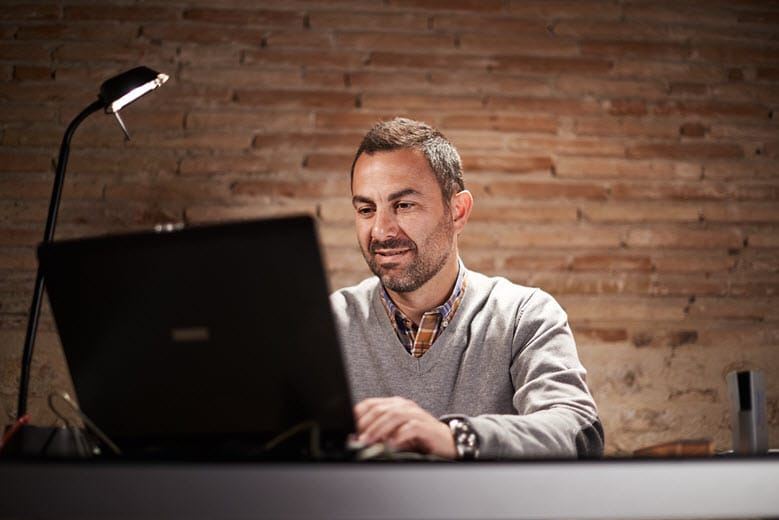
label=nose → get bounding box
[371,207,398,242]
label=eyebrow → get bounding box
[352,188,421,206]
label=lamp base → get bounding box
[0,424,95,459]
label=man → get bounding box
[330,117,603,459]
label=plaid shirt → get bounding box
[380,263,467,358]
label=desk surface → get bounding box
[1,458,778,519]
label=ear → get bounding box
[450,190,473,234]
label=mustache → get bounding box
[369,238,416,253]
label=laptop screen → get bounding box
[38,216,355,460]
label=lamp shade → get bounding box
[99,66,169,113]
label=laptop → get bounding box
[38,216,356,460]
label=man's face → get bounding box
[351,148,455,293]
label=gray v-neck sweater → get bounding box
[330,268,603,459]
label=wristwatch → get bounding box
[446,417,480,460]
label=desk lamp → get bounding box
[15,66,169,422]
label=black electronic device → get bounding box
[37,216,355,460]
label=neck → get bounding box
[385,253,460,324]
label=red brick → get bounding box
[558,76,666,99]
[730,279,779,298]
[142,23,267,45]
[559,295,688,322]
[180,67,300,88]
[252,132,362,151]
[0,246,35,270]
[573,326,630,343]
[302,153,353,173]
[574,118,677,139]
[315,112,397,130]
[0,42,51,62]
[554,158,685,180]
[627,143,744,160]
[698,44,779,66]
[622,3,736,25]
[130,131,252,150]
[361,93,484,111]
[679,122,708,137]
[345,70,430,92]
[649,274,729,297]
[581,203,700,224]
[702,203,779,224]
[183,7,302,26]
[64,5,180,21]
[571,254,653,273]
[185,202,318,224]
[582,41,692,61]
[503,252,570,271]
[431,72,554,96]
[493,56,614,75]
[234,90,357,109]
[243,48,365,68]
[264,30,335,49]
[68,150,178,176]
[484,180,609,200]
[105,180,232,203]
[611,179,734,201]
[748,231,779,248]
[523,272,652,295]
[757,67,779,81]
[508,0,622,20]
[186,110,311,132]
[432,13,547,34]
[12,66,53,82]
[603,99,648,116]
[309,10,429,31]
[53,43,148,62]
[442,114,557,133]
[17,23,138,42]
[335,31,454,52]
[470,202,577,224]
[487,96,601,115]
[493,224,623,248]
[366,51,491,70]
[509,136,624,157]
[232,179,345,199]
[687,297,778,322]
[653,100,768,119]
[0,152,52,173]
[704,161,777,180]
[625,227,743,249]
[553,20,681,41]
[669,82,708,97]
[462,155,552,174]
[179,155,274,176]
[651,252,737,274]
[458,34,578,57]
[390,0,503,12]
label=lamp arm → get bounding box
[16,99,105,419]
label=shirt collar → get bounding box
[379,258,467,328]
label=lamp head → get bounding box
[98,66,168,139]
[99,66,169,113]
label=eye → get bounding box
[355,206,375,217]
[395,201,415,211]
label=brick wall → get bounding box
[1,0,777,456]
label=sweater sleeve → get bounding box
[462,289,604,459]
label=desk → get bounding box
[1,458,778,519]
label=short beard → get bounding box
[362,216,454,293]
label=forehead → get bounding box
[351,148,439,198]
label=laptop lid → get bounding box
[38,216,355,459]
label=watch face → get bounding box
[449,419,479,460]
